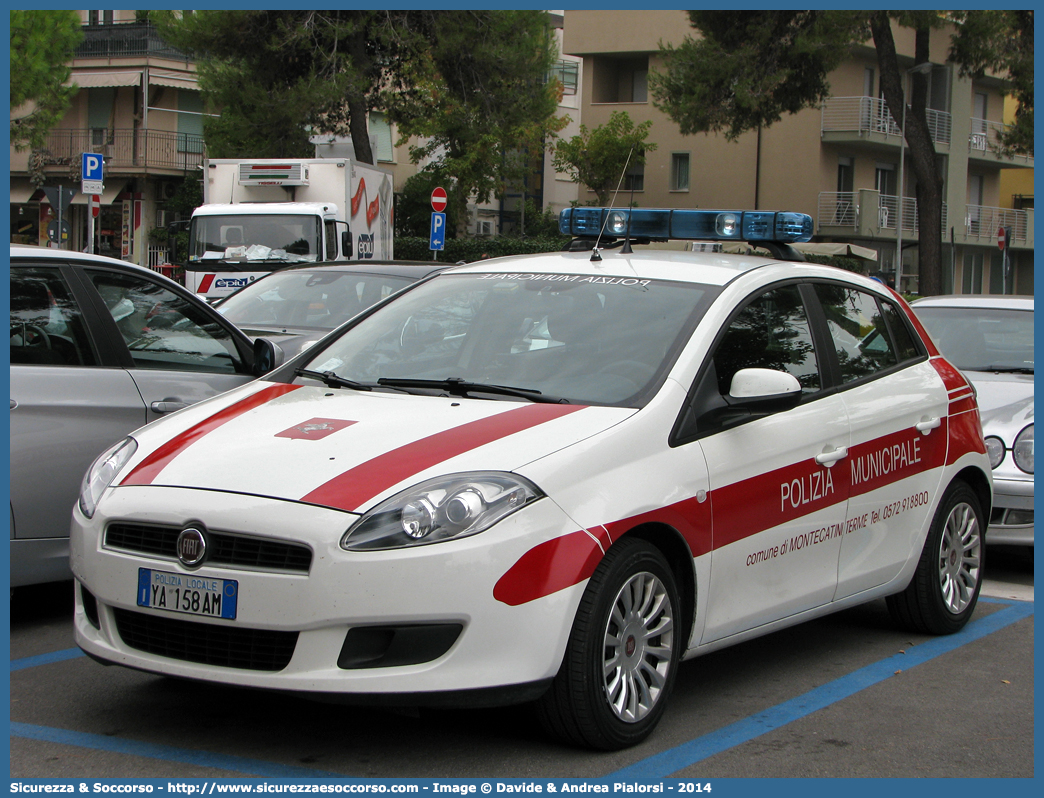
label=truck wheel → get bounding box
[537,537,680,750]
[887,480,984,635]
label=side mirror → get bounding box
[253,337,285,375]
[726,368,802,414]
[341,230,353,260]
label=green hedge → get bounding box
[394,235,571,263]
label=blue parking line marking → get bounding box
[607,600,1034,779]
[10,722,346,778]
[10,647,85,671]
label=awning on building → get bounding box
[10,179,39,204]
[68,70,143,88]
[721,241,879,261]
[69,181,128,206]
[148,70,198,91]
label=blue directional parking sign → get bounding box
[429,212,446,251]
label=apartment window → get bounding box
[963,252,984,294]
[593,56,649,103]
[670,153,690,191]
[549,60,579,96]
[88,11,114,25]
[623,159,645,192]
[875,163,896,197]
[177,91,205,154]
[837,157,854,193]
[369,113,395,163]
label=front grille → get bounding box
[105,523,312,572]
[113,608,298,671]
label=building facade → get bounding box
[562,10,1033,294]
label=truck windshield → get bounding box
[189,214,322,264]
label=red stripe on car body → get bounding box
[493,530,604,607]
[496,419,957,606]
[120,384,301,486]
[301,403,586,512]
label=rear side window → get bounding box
[881,301,923,362]
[10,267,96,366]
[815,284,904,383]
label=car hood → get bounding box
[965,370,1034,439]
[117,381,634,514]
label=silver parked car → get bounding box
[10,245,273,586]
[913,295,1033,547]
[214,261,447,360]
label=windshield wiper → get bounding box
[377,377,569,404]
[985,365,1034,374]
[295,368,375,391]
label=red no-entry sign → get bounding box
[997,226,1006,250]
[431,187,448,213]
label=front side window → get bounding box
[303,273,713,407]
[713,285,820,395]
[10,267,96,366]
[815,284,900,383]
[89,270,241,374]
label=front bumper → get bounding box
[71,486,587,697]
[986,475,1034,546]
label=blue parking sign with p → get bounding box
[82,153,103,182]
[429,212,446,251]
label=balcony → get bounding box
[75,22,189,61]
[818,190,948,239]
[39,128,205,173]
[968,118,1033,166]
[821,96,952,149]
[962,205,1032,244]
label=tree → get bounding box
[152,9,563,220]
[551,111,657,205]
[388,10,565,230]
[10,10,83,151]
[649,11,1034,297]
[395,167,463,238]
[949,10,1033,154]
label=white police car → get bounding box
[71,208,992,750]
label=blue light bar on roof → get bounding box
[558,207,814,244]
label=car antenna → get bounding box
[591,147,635,263]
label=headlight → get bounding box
[78,437,138,519]
[1013,424,1033,474]
[984,436,1006,469]
[342,472,542,551]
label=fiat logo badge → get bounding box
[176,527,207,568]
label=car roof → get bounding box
[448,247,818,287]
[249,260,449,280]
[911,294,1034,311]
[10,244,165,279]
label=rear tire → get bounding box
[887,480,984,634]
[537,537,681,750]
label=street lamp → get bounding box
[895,61,934,292]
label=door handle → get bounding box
[815,446,848,467]
[915,416,942,435]
[150,401,189,414]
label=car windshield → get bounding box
[916,305,1034,373]
[299,271,714,407]
[190,214,321,264]
[217,270,414,331]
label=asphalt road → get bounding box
[8,546,1034,780]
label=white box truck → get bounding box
[182,158,393,301]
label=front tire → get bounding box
[537,537,681,750]
[887,480,984,634]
